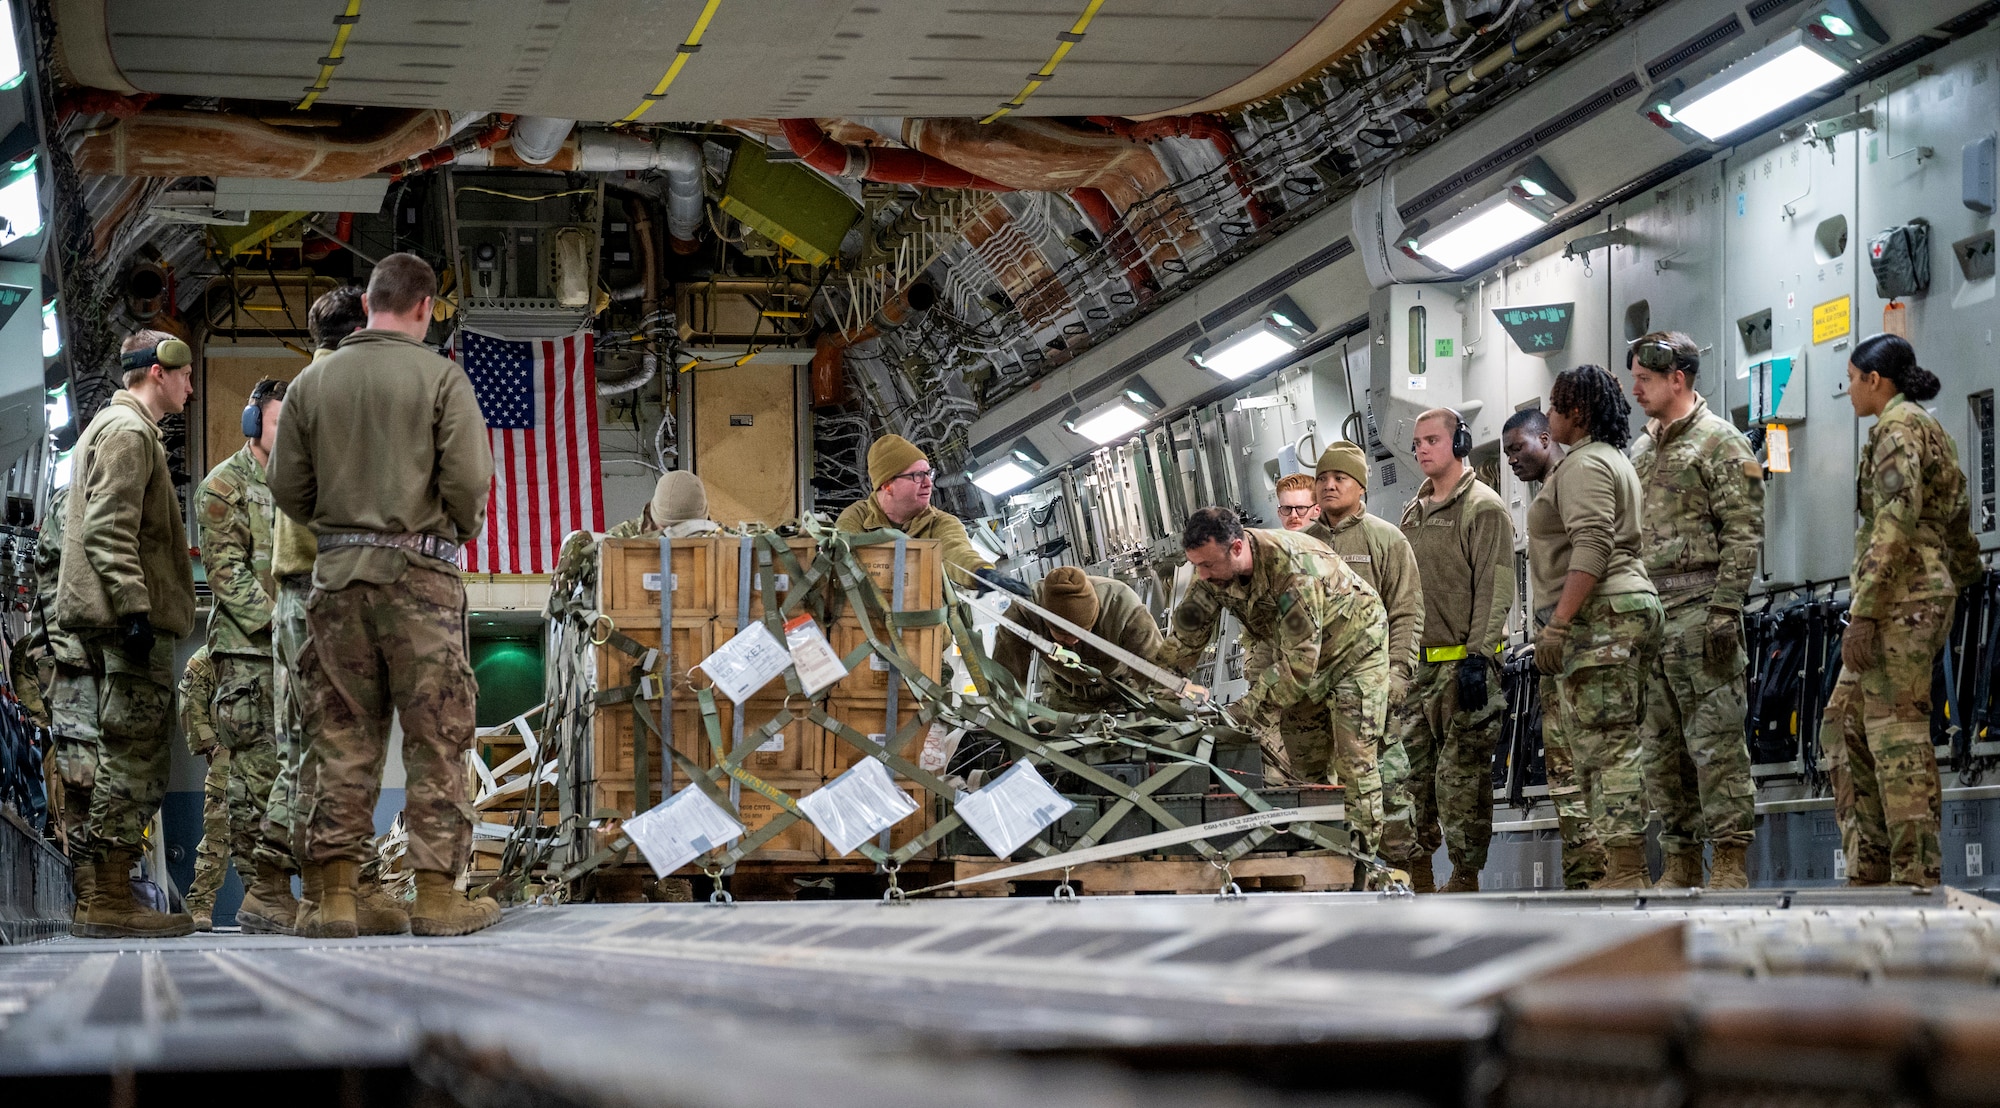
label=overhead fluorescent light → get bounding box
[0,157,41,247]
[50,450,71,490]
[1408,191,1551,272]
[41,299,59,358]
[0,4,21,92]
[1188,301,1316,381]
[1667,33,1852,141]
[44,383,67,433]
[971,439,1048,495]
[1064,376,1163,443]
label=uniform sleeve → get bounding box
[991,604,1037,685]
[1111,589,1165,667]
[80,428,155,618]
[1850,427,1925,619]
[197,480,273,637]
[178,655,217,756]
[926,512,993,590]
[1234,574,1324,726]
[1946,502,1984,592]
[833,501,866,533]
[1701,429,1766,611]
[436,369,495,543]
[1377,530,1425,681]
[1466,502,1516,652]
[1156,580,1223,675]
[1555,456,1619,582]
[268,378,315,528]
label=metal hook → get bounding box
[704,865,733,905]
[880,860,908,905]
[588,613,616,646]
[1053,865,1078,902]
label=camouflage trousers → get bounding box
[1642,599,1756,853]
[1397,657,1505,872]
[185,747,232,913]
[72,633,177,858]
[1247,643,1389,858]
[265,579,311,858]
[300,568,477,873]
[48,660,105,846]
[214,653,291,877]
[1822,596,1953,887]
[1551,591,1663,850]
[1539,675,1607,888]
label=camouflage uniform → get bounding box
[1823,394,1983,886]
[993,573,1164,713]
[197,444,290,878]
[31,486,95,845]
[1528,437,1663,850]
[1399,470,1516,875]
[1538,674,1606,888]
[1159,528,1390,857]
[1631,397,1764,856]
[1305,509,1423,865]
[178,647,230,915]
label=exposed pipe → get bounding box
[449,131,705,250]
[509,116,575,165]
[1425,0,1604,110]
[1090,114,1271,227]
[809,281,940,406]
[74,108,455,181]
[388,114,515,181]
[781,118,1015,192]
[1069,187,1155,299]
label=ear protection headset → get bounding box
[118,337,192,374]
[1413,409,1474,458]
[241,377,286,439]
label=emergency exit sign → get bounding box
[1493,302,1574,356]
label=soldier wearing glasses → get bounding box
[836,434,1027,596]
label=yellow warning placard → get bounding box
[1812,295,1852,345]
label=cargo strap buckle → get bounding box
[880,861,908,905]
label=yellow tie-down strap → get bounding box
[1423,643,1505,664]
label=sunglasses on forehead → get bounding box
[1631,339,1685,373]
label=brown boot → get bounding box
[354,877,411,936]
[1440,865,1481,893]
[1708,843,1750,889]
[1406,852,1436,894]
[73,849,195,939]
[295,863,323,937]
[68,858,98,930]
[1655,848,1704,889]
[237,863,300,935]
[1591,845,1651,890]
[410,871,502,937]
[315,860,360,939]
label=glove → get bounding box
[119,613,155,660]
[1534,622,1569,676]
[1389,670,1411,710]
[1456,656,1489,709]
[973,567,1032,599]
[1842,616,1881,672]
[1705,606,1742,661]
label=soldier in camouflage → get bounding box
[1503,409,1606,889]
[31,483,97,850]
[1824,335,1982,888]
[197,377,297,933]
[1531,367,1664,891]
[1626,332,1766,890]
[1158,508,1390,868]
[1399,410,1516,893]
[177,646,226,930]
[57,330,198,938]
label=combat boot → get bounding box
[237,862,300,935]
[315,860,360,939]
[409,871,502,937]
[1440,866,1481,894]
[1406,852,1436,894]
[1655,848,1705,889]
[1591,845,1651,890]
[189,907,214,932]
[295,862,323,937]
[67,857,98,932]
[1708,843,1750,889]
[354,877,411,936]
[73,849,195,939]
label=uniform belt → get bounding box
[316,531,462,564]
[1654,568,1719,593]
[1423,643,1504,664]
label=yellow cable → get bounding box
[619,0,726,123]
[295,0,363,110]
[981,0,1105,124]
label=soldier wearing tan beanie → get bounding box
[835,434,1027,596]
[992,566,1164,713]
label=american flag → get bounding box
[455,328,603,574]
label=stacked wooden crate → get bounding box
[590,535,945,865]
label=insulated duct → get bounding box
[451,131,704,248]
[509,116,575,165]
[73,108,455,181]
[780,118,1014,192]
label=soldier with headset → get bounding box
[1397,407,1517,893]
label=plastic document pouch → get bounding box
[624,788,746,877]
[783,613,848,697]
[956,761,1074,858]
[698,621,792,703]
[797,758,918,857]
[1766,424,1791,474]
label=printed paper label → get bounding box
[623,788,745,876]
[698,622,791,703]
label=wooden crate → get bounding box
[825,621,946,702]
[846,539,943,611]
[730,773,829,862]
[712,537,816,622]
[598,537,719,621]
[821,698,928,774]
[593,622,714,693]
[714,697,822,777]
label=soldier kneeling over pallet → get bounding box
[993,566,1164,713]
[1157,508,1392,864]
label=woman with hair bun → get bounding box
[1826,333,1983,887]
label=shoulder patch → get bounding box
[1741,459,1763,480]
